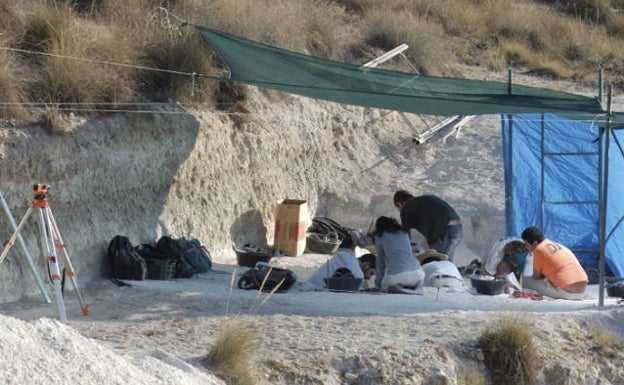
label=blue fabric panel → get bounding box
[542,203,598,251]
[606,129,624,276]
[502,113,624,276]
[543,155,598,202]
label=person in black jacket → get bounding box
[393,190,463,262]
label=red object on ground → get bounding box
[512,291,544,301]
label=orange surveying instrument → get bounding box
[0,184,88,323]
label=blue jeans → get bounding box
[430,224,463,262]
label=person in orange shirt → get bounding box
[521,226,588,300]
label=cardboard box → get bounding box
[274,199,308,256]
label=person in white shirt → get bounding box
[417,249,464,288]
[305,236,364,289]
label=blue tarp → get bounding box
[503,113,624,277]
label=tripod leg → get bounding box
[44,207,89,316]
[0,193,51,303]
[36,207,68,324]
[0,206,35,266]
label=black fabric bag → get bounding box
[155,236,197,278]
[107,235,148,286]
[237,264,296,292]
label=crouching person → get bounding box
[521,226,588,300]
[302,235,364,290]
[417,249,464,288]
[372,216,425,294]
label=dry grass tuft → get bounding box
[588,322,624,358]
[479,317,539,385]
[460,365,486,385]
[205,320,261,385]
[0,40,28,121]
[363,8,453,75]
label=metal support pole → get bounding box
[598,86,612,307]
[599,68,604,107]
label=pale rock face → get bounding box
[0,86,507,302]
[0,75,542,303]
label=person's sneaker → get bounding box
[387,285,401,294]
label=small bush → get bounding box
[460,366,486,385]
[205,320,261,385]
[501,41,533,68]
[479,317,539,385]
[529,59,573,79]
[0,42,28,121]
[588,322,624,358]
[363,8,454,75]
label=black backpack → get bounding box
[237,264,296,292]
[107,235,148,286]
[155,236,197,278]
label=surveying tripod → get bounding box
[0,184,89,323]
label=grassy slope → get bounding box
[1,0,624,128]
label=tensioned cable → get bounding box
[0,46,206,77]
[0,46,615,124]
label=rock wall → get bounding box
[0,87,505,302]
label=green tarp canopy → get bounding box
[195,26,619,125]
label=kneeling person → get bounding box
[372,216,425,293]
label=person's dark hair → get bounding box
[421,257,439,265]
[393,190,414,207]
[358,253,376,268]
[521,226,545,244]
[338,235,355,249]
[503,240,528,254]
[372,216,407,236]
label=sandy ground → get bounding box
[1,255,624,385]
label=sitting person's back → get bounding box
[305,236,363,289]
[372,216,425,293]
[417,249,463,288]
